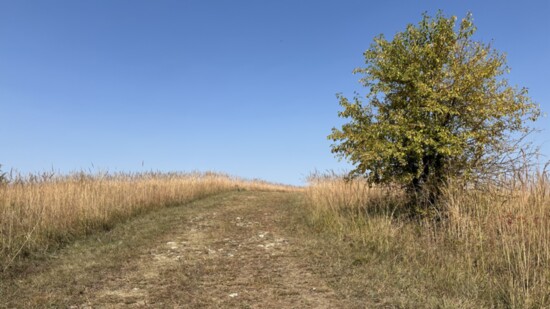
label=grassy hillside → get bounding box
[0,171,295,270]
[305,173,550,308]
[2,168,548,307]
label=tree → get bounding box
[329,12,540,208]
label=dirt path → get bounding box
[1,191,348,308]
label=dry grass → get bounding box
[1,191,322,308]
[305,173,550,308]
[0,171,295,270]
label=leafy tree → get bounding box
[329,12,540,208]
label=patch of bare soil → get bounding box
[2,191,349,308]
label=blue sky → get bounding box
[1,0,549,185]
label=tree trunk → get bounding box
[407,153,446,214]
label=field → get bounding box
[1,170,549,308]
[0,171,293,270]
[305,172,550,308]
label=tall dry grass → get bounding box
[305,173,550,308]
[0,171,294,270]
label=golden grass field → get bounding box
[305,172,550,308]
[1,169,549,307]
[0,171,294,270]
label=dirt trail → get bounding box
[2,191,347,308]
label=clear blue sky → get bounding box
[1,0,549,185]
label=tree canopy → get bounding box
[329,12,540,205]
